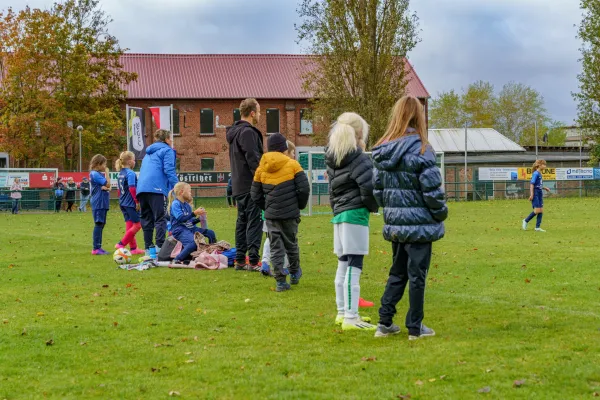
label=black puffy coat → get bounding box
[372,133,447,243]
[325,148,379,215]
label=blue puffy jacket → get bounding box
[372,133,448,243]
[137,142,179,196]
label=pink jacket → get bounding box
[10,182,22,199]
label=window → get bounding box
[201,158,214,171]
[200,108,214,135]
[266,108,280,134]
[300,109,313,135]
[233,108,241,123]
[172,109,180,135]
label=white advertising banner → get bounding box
[478,168,518,181]
[0,172,30,188]
[555,168,594,180]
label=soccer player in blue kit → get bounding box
[522,159,551,232]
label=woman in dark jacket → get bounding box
[325,112,379,332]
[65,177,77,212]
[372,95,448,340]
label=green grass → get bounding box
[1,198,600,399]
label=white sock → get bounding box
[344,267,362,319]
[335,260,348,314]
[262,237,271,264]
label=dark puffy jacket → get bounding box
[325,148,378,215]
[226,121,264,197]
[372,133,447,243]
[251,152,310,220]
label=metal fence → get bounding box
[0,186,231,213]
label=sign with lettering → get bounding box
[177,172,230,185]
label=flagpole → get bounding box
[126,105,130,152]
[170,104,174,148]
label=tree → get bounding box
[496,82,547,144]
[0,0,136,169]
[296,0,420,145]
[429,89,464,129]
[429,80,560,146]
[574,0,600,163]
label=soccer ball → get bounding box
[113,248,132,264]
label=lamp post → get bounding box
[77,125,83,172]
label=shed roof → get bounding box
[120,54,429,100]
[428,128,525,153]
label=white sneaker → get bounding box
[335,314,371,326]
[522,220,527,230]
[535,228,546,232]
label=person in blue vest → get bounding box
[136,129,179,259]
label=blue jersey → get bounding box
[90,170,109,210]
[170,199,199,232]
[531,170,543,192]
[118,168,137,208]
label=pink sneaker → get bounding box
[130,248,145,255]
[91,249,109,255]
[115,243,125,249]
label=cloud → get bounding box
[0,0,583,124]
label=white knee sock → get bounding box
[344,267,362,319]
[334,260,348,314]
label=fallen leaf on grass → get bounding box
[361,356,376,362]
[36,312,45,317]
[457,360,467,365]
[45,339,54,346]
[177,296,184,300]
[415,380,423,386]
[80,342,87,346]
[184,352,192,355]
[397,394,411,399]
[102,284,109,288]
[93,293,100,297]
[113,322,118,327]
[21,328,27,336]
[440,375,447,380]
[477,386,491,393]
[525,278,531,283]
[513,379,526,388]
[486,369,493,373]
[2,319,8,324]
[15,298,21,302]
[126,283,133,288]
[169,391,180,397]
[593,392,599,397]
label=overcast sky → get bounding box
[1,0,583,124]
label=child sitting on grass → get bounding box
[251,133,310,292]
[168,182,217,263]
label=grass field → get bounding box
[1,198,600,399]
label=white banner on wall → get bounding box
[0,172,30,188]
[478,168,518,181]
[555,168,594,180]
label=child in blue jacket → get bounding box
[89,154,111,255]
[168,182,217,263]
[371,96,448,340]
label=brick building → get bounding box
[120,54,430,172]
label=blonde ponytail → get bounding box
[167,182,189,215]
[115,151,135,172]
[326,112,369,167]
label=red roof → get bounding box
[120,54,429,100]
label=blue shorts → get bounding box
[532,193,543,209]
[93,209,108,224]
[121,206,140,223]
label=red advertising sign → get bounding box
[29,172,90,188]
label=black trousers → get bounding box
[378,242,432,336]
[266,218,300,281]
[138,192,167,250]
[234,192,262,265]
[55,198,62,212]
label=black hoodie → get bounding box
[325,147,379,215]
[226,120,264,197]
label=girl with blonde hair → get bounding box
[522,159,551,232]
[167,182,216,263]
[114,151,144,255]
[372,95,448,340]
[325,112,380,331]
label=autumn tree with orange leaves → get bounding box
[0,0,136,169]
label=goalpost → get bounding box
[0,168,59,212]
[300,151,445,217]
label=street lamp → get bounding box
[77,125,83,172]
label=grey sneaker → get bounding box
[408,324,435,340]
[275,281,291,292]
[374,323,401,337]
[290,267,302,285]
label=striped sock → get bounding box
[344,267,362,319]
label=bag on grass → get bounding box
[158,236,178,261]
[222,248,236,267]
